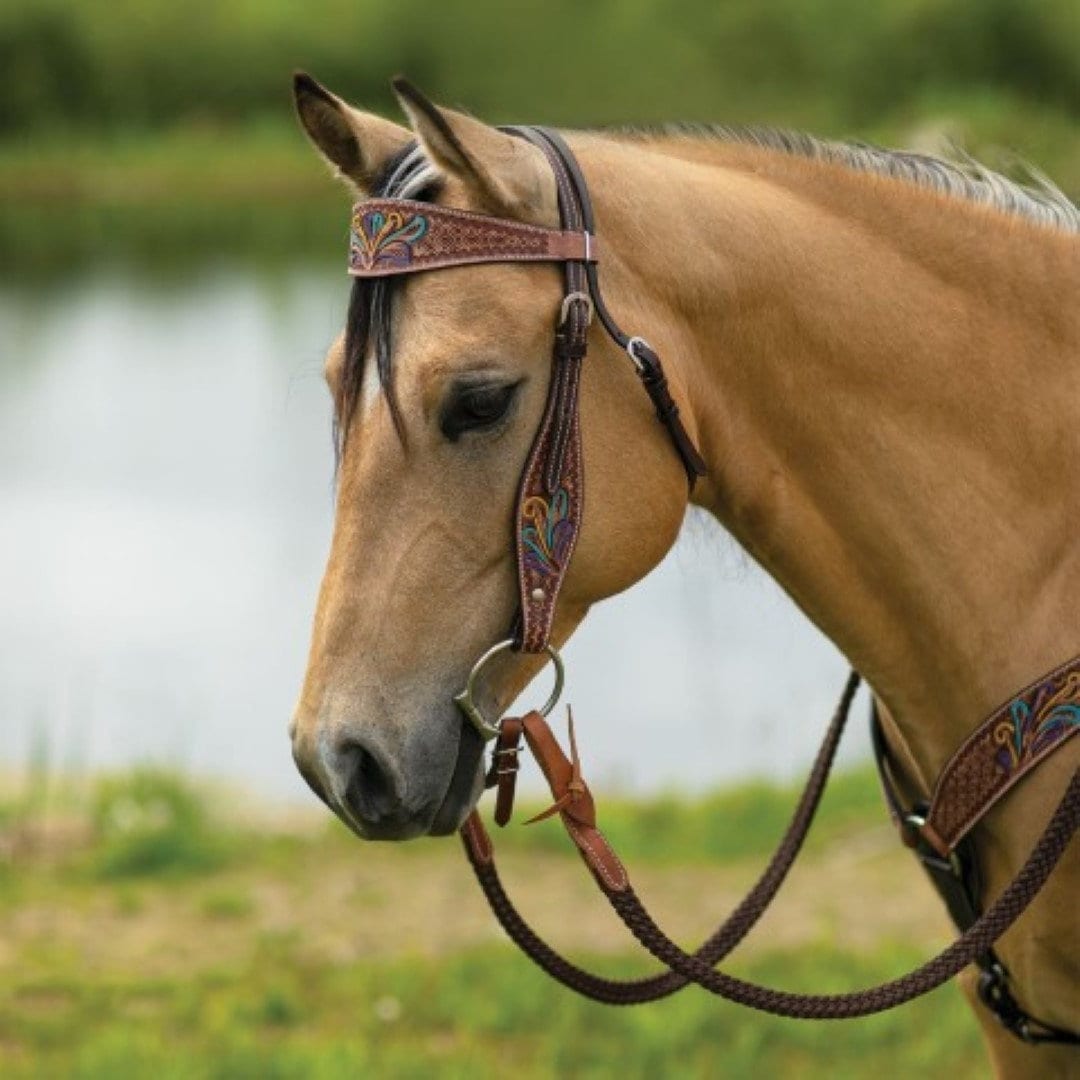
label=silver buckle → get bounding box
[558,291,594,329]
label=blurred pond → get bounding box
[0,243,863,804]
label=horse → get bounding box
[287,73,1079,1077]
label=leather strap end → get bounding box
[493,717,524,828]
[521,708,597,829]
[460,810,493,866]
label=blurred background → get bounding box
[1,1,1076,1076]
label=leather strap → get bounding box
[913,655,1080,856]
[525,127,708,490]
[348,199,597,276]
[487,717,524,828]
[510,129,590,653]
[871,679,1080,1044]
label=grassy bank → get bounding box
[2,94,1077,286]
[0,766,988,1076]
[2,942,983,1079]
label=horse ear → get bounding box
[293,72,412,195]
[391,77,549,217]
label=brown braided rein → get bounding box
[461,672,860,1005]
[460,670,1079,1017]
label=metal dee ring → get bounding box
[453,638,565,742]
[558,290,594,328]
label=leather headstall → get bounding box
[346,126,706,654]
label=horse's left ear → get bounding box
[391,77,550,217]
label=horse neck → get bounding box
[586,133,1080,778]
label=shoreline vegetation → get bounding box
[2,0,1078,283]
[0,765,987,1077]
[2,105,1077,285]
[1,100,1076,283]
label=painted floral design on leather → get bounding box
[993,671,1080,776]
[522,488,572,577]
[349,209,428,271]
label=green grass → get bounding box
[88,769,241,880]
[490,766,883,864]
[0,765,995,1075]
[0,939,984,1079]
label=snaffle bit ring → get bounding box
[453,638,565,742]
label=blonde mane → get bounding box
[614,124,1080,235]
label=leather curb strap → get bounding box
[460,662,1079,1026]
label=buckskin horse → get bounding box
[287,73,1079,1076]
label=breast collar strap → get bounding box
[870,683,1080,1046]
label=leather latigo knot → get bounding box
[517,709,629,893]
[522,707,593,826]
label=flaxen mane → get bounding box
[615,123,1080,234]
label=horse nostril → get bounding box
[292,741,332,810]
[342,741,403,825]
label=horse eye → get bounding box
[440,381,521,441]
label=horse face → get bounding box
[288,76,687,838]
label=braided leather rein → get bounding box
[462,661,1077,1021]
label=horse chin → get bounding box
[427,721,487,836]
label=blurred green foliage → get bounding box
[0,764,987,1075]
[1,0,1076,135]
[89,769,236,878]
[1,942,984,1079]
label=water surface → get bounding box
[0,263,863,802]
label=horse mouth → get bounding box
[428,720,486,835]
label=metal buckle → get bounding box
[558,291,593,329]
[453,638,565,742]
[903,811,962,876]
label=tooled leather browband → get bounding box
[348,199,598,277]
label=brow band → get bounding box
[347,198,598,278]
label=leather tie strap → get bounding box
[484,716,525,828]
